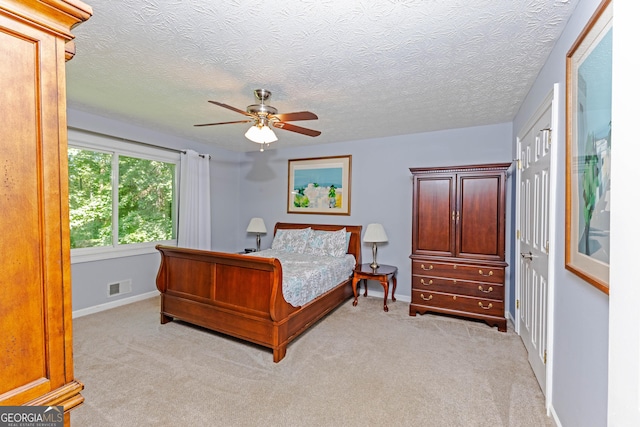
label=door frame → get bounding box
[514,84,559,411]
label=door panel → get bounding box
[0,17,58,404]
[518,100,552,393]
[414,175,455,256]
[0,4,90,412]
[457,175,502,259]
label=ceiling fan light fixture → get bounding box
[195,89,320,149]
[245,124,278,145]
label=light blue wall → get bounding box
[511,0,609,425]
[68,108,512,311]
[236,123,513,301]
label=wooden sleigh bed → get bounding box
[155,223,361,362]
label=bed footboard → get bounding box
[155,223,360,362]
[156,246,352,362]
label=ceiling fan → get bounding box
[195,89,321,151]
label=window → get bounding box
[67,129,179,262]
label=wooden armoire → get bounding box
[0,0,92,423]
[409,163,510,331]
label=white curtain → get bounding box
[177,149,211,249]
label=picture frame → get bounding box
[565,0,612,294]
[287,155,352,215]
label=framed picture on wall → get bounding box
[287,155,351,215]
[565,0,612,294]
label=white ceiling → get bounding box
[66,0,577,152]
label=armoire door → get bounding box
[412,173,455,257]
[0,0,91,421]
[456,171,507,261]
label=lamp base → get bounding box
[370,243,379,269]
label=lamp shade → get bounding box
[246,217,267,234]
[363,223,388,243]
[245,125,278,144]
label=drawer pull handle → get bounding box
[420,279,433,286]
[478,285,493,293]
[420,294,433,301]
[421,264,434,271]
[478,269,493,277]
[478,302,493,310]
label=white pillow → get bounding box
[271,228,312,253]
[304,228,347,257]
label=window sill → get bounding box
[70,240,176,264]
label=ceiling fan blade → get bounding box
[194,120,252,127]
[273,121,321,137]
[273,111,318,122]
[208,100,253,117]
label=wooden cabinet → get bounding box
[409,163,510,331]
[0,0,91,423]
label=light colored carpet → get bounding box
[71,295,555,427]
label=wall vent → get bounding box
[107,279,132,297]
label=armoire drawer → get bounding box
[412,274,504,299]
[411,290,504,318]
[412,260,504,284]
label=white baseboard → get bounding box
[549,404,562,427]
[73,290,406,319]
[359,289,410,303]
[507,309,517,333]
[72,290,159,319]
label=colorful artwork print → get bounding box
[565,0,611,293]
[288,156,351,215]
[293,167,343,209]
[575,27,611,263]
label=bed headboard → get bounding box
[273,222,362,265]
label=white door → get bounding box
[516,87,557,398]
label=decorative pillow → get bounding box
[304,228,347,257]
[271,227,312,253]
[304,230,328,256]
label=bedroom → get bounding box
[1,1,637,426]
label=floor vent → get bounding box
[107,279,132,297]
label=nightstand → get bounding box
[351,264,398,312]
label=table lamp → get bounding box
[363,223,388,269]
[246,217,267,251]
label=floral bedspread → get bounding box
[250,249,356,307]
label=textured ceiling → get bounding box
[66,0,578,152]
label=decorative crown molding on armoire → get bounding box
[409,163,511,331]
[0,0,92,424]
